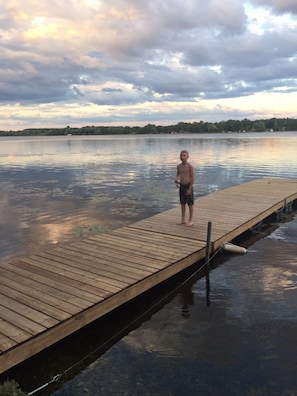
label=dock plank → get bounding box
[0,177,296,374]
[0,262,99,309]
[13,259,108,300]
[0,282,71,321]
[0,305,47,336]
[54,244,154,277]
[0,330,17,353]
[27,254,127,293]
[0,319,30,346]
[40,250,140,285]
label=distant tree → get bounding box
[225,119,242,132]
[208,124,219,133]
[283,118,297,131]
[264,118,276,131]
[199,121,209,133]
[253,121,265,132]
[241,118,253,132]
[190,122,203,133]
[215,121,226,132]
[142,124,158,134]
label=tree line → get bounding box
[1,117,297,136]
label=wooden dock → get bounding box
[0,177,296,374]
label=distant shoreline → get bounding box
[0,117,296,136]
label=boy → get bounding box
[175,150,195,226]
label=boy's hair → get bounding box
[180,150,189,155]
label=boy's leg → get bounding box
[177,204,186,225]
[186,204,194,227]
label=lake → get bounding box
[0,132,296,395]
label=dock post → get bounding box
[285,202,292,214]
[205,221,212,306]
[276,207,284,221]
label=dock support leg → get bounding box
[276,207,284,221]
[284,202,292,214]
[205,221,212,306]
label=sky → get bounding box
[0,0,297,130]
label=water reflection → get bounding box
[1,133,296,170]
[180,288,194,318]
[1,135,296,256]
[1,132,296,262]
[0,132,297,395]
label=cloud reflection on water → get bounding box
[0,132,296,262]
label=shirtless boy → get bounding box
[175,150,195,226]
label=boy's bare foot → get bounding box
[186,221,193,227]
[177,220,186,225]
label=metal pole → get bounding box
[205,221,212,306]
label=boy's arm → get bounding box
[188,164,195,190]
[175,166,180,184]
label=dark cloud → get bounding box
[251,0,297,14]
[274,0,297,14]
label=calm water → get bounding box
[0,132,296,395]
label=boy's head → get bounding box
[180,150,189,162]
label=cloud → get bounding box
[251,0,297,14]
[274,0,297,14]
[0,0,296,129]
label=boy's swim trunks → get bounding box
[179,183,194,205]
